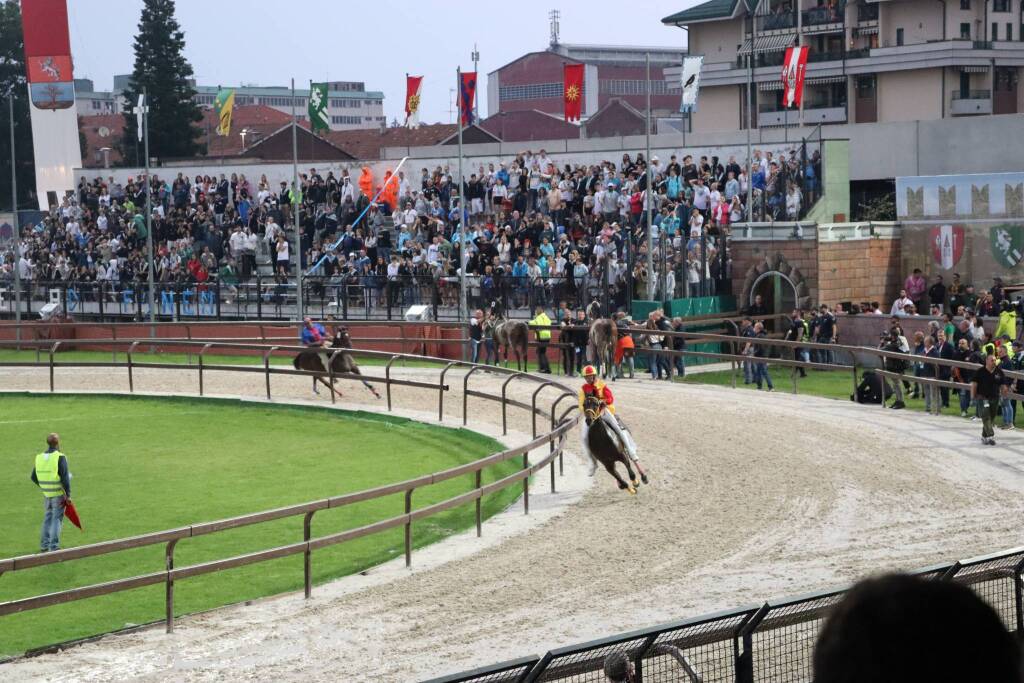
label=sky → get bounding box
[65,0,692,124]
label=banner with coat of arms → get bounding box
[990,224,1024,269]
[930,224,964,270]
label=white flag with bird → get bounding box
[679,56,703,113]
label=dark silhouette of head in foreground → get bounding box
[814,573,1022,683]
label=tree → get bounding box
[0,0,37,211]
[120,0,202,165]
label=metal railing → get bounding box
[0,338,577,641]
[431,546,1024,682]
[856,3,878,21]
[951,89,992,100]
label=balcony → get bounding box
[758,103,847,126]
[802,2,845,32]
[950,89,992,115]
[857,4,878,22]
[756,11,797,32]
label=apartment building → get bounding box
[74,77,386,131]
[662,0,1024,133]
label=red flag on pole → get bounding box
[563,64,584,122]
[781,46,809,108]
[405,75,423,128]
[459,71,477,126]
[63,498,83,530]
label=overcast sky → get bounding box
[66,0,692,123]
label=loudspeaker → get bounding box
[404,305,431,321]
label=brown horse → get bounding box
[492,318,529,370]
[588,318,617,380]
[293,326,381,399]
[582,395,639,494]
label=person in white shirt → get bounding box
[890,289,914,315]
[403,204,417,228]
[229,226,246,260]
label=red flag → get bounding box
[405,75,423,128]
[459,71,477,126]
[563,64,584,122]
[63,498,83,530]
[781,46,809,108]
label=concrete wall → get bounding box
[807,139,851,222]
[691,85,742,132]
[878,68,943,122]
[881,0,945,47]
[689,18,744,65]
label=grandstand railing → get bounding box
[427,535,1024,683]
[0,339,578,642]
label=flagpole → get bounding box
[457,68,467,334]
[292,78,303,320]
[9,92,21,340]
[746,4,755,223]
[143,87,155,326]
[645,52,655,303]
[797,1,803,129]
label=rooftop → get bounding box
[662,0,742,25]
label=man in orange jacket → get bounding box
[578,365,644,478]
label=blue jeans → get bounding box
[959,389,972,414]
[753,361,773,389]
[674,355,686,377]
[41,496,65,552]
[743,357,754,383]
[1001,396,1014,426]
[470,338,482,364]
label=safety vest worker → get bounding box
[31,433,72,553]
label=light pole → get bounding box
[133,90,156,326]
[9,93,21,342]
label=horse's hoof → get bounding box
[617,482,628,490]
[631,479,640,488]
[641,474,649,485]
[627,486,637,495]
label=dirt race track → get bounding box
[3,363,1024,682]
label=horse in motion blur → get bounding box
[582,395,640,494]
[293,326,381,399]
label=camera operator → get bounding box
[880,327,910,410]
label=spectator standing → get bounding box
[814,304,837,364]
[890,289,913,316]
[469,309,484,364]
[749,321,774,391]
[904,269,927,311]
[30,433,72,553]
[935,331,954,409]
[972,354,1006,445]
[529,305,552,374]
[928,275,946,312]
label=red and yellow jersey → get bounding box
[578,380,616,415]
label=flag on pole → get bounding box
[678,56,704,113]
[135,93,145,142]
[405,75,423,128]
[308,82,330,131]
[781,46,809,108]
[214,88,235,136]
[563,64,584,122]
[459,71,477,126]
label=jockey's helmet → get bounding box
[582,365,597,378]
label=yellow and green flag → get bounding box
[214,88,235,136]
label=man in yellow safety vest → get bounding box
[529,305,553,373]
[30,433,72,553]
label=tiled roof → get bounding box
[662,0,739,25]
[200,105,310,157]
[326,123,458,160]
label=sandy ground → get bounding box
[3,363,1024,682]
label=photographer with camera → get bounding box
[880,327,910,409]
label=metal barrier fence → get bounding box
[427,544,1024,682]
[0,339,578,640]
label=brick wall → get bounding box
[818,238,902,309]
[731,239,819,308]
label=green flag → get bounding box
[308,82,329,132]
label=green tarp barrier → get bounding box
[629,296,736,368]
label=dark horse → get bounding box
[582,395,639,494]
[492,317,529,370]
[293,326,381,399]
[588,318,617,380]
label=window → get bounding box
[599,79,676,95]
[960,22,972,38]
[1008,23,1014,40]
[896,28,904,46]
[499,82,566,100]
[960,0,969,8]
[992,22,999,40]
[331,115,361,125]
[959,72,971,97]
[993,0,1009,11]
[91,100,101,110]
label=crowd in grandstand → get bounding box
[0,145,819,312]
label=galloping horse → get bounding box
[582,395,640,494]
[492,317,529,370]
[293,326,381,399]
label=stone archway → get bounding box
[739,252,813,313]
